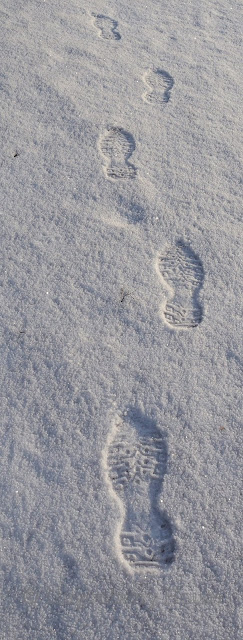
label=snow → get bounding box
[1,1,242,638]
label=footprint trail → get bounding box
[99,127,137,180]
[92,14,121,40]
[157,241,204,329]
[143,69,174,105]
[104,410,175,570]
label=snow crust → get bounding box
[1,1,242,638]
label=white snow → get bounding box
[1,0,242,638]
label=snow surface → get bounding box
[1,0,242,638]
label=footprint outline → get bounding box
[91,13,121,41]
[143,68,174,106]
[157,240,204,329]
[99,126,137,180]
[103,409,175,571]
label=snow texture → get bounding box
[1,0,242,639]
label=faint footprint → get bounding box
[143,69,174,105]
[157,241,204,329]
[104,410,175,570]
[92,14,121,40]
[99,127,137,180]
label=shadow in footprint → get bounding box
[92,14,121,40]
[157,240,204,329]
[105,408,175,570]
[143,69,174,105]
[99,127,137,180]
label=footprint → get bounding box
[105,410,175,570]
[92,14,121,40]
[157,241,204,329]
[143,69,174,106]
[99,127,137,180]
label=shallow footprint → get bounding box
[105,410,175,570]
[157,241,204,329]
[143,69,174,106]
[99,127,137,180]
[92,14,121,40]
